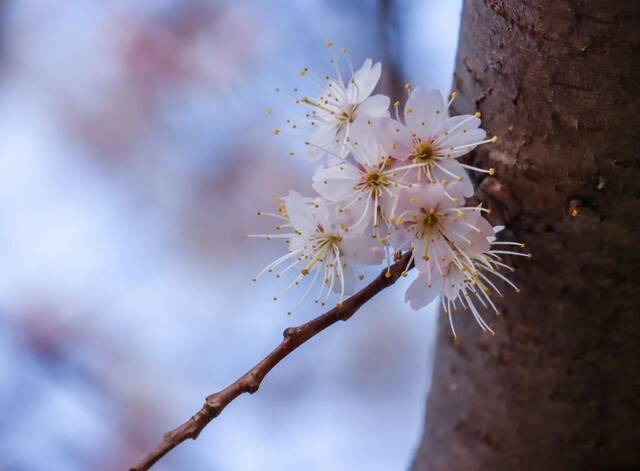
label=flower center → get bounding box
[339,105,356,124]
[325,235,343,246]
[422,211,441,231]
[365,170,388,188]
[412,141,436,163]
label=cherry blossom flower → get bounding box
[405,225,530,336]
[391,184,493,276]
[249,191,383,312]
[374,87,496,197]
[254,51,531,326]
[300,56,390,160]
[311,121,409,237]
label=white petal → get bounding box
[405,272,443,310]
[312,165,361,202]
[356,94,390,119]
[407,88,447,139]
[436,115,482,147]
[349,120,383,167]
[283,191,317,233]
[413,184,453,212]
[308,123,339,161]
[442,267,466,301]
[332,262,356,295]
[440,128,487,159]
[372,118,413,160]
[340,236,384,265]
[346,59,381,104]
[434,159,474,198]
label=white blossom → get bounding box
[374,88,496,197]
[405,225,530,336]
[301,58,390,160]
[311,120,410,237]
[249,191,383,312]
[253,50,529,330]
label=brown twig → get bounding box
[130,252,413,470]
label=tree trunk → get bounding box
[413,1,640,470]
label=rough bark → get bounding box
[414,1,640,470]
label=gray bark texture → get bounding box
[413,1,640,470]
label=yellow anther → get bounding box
[404,83,412,90]
[274,128,281,135]
[474,112,481,118]
[384,271,392,279]
[326,40,334,48]
[491,136,498,143]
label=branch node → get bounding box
[245,380,260,394]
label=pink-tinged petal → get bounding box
[442,211,492,254]
[378,191,397,221]
[356,94,390,119]
[308,123,339,161]
[435,115,481,146]
[340,236,384,265]
[349,119,383,167]
[413,184,455,212]
[413,234,435,272]
[430,238,455,267]
[312,200,335,232]
[409,89,447,139]
[283,191,317,233]
[413,236,453,275]
[404,87,430,129]
[372,117,413,160]
[312,165,361,202]
[442,267,465,301]
[391,188,413,220]
[346,59,381,104]
[340,197,374,235]
[465,213,493,254]
[439,128,487,159]
[405,272,443,310]
[433,159,474,198]
[326,80,348,106]
[328,262,355,296]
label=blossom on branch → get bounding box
[254,46,529,334]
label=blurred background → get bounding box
[0,1,462,469]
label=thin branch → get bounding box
[130,252,413,470]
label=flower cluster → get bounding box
[251,48,529,335]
